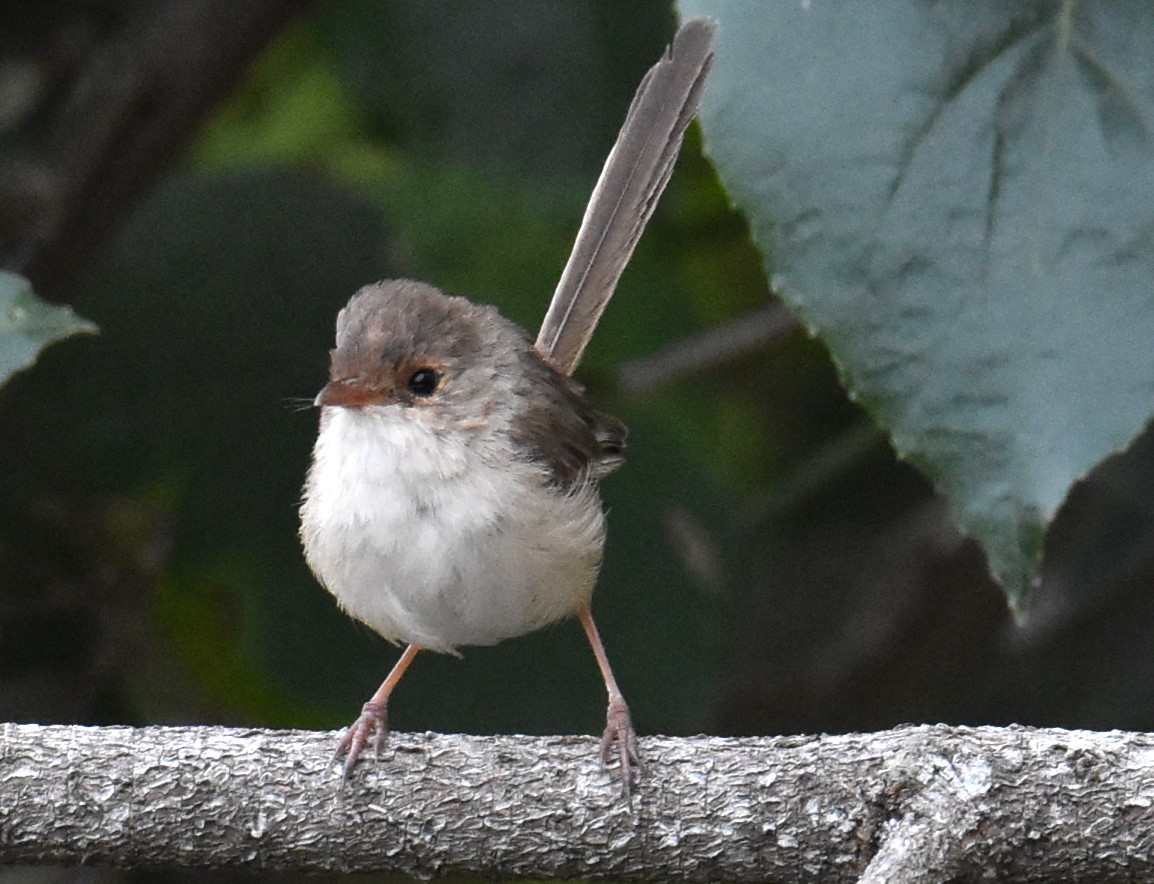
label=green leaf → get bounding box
[0,271,96,386]
[679,0,1154,610]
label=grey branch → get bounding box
[618,300,799,394]
[2,723,1153,881]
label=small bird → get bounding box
[300,18,716,799]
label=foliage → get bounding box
[5,4,765,735]
[11,0,1154,750]
[0,271,95,387]
[683,0,1154,610]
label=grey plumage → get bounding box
[535,18,718,376]
[303,19,719,799]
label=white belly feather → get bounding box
[300,407,606,653]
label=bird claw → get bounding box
[333,701,389,787]
[600,698,643,802]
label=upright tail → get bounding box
[535,18,718,377]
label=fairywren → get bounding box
[300,19,716,799]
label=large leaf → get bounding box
[0,271,96,386]
[680,0,1154,610]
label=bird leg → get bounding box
[333,643,421,786]
[578,605,642,800]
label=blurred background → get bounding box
[4,0,1154,838]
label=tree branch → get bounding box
[617,300,798,394]
[0,0,308,298]
[1,723,1152,881]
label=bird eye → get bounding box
[406,368,440,397]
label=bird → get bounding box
[299,18,717,800]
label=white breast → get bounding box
[299,406,606,653]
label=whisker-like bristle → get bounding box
[284,396,318,412]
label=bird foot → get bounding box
[600,697,643,801]
[333,701,389,787]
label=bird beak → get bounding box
[315,377,386,409]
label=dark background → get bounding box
[4,0,1154,839]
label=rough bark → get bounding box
[1,723,1153,881]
